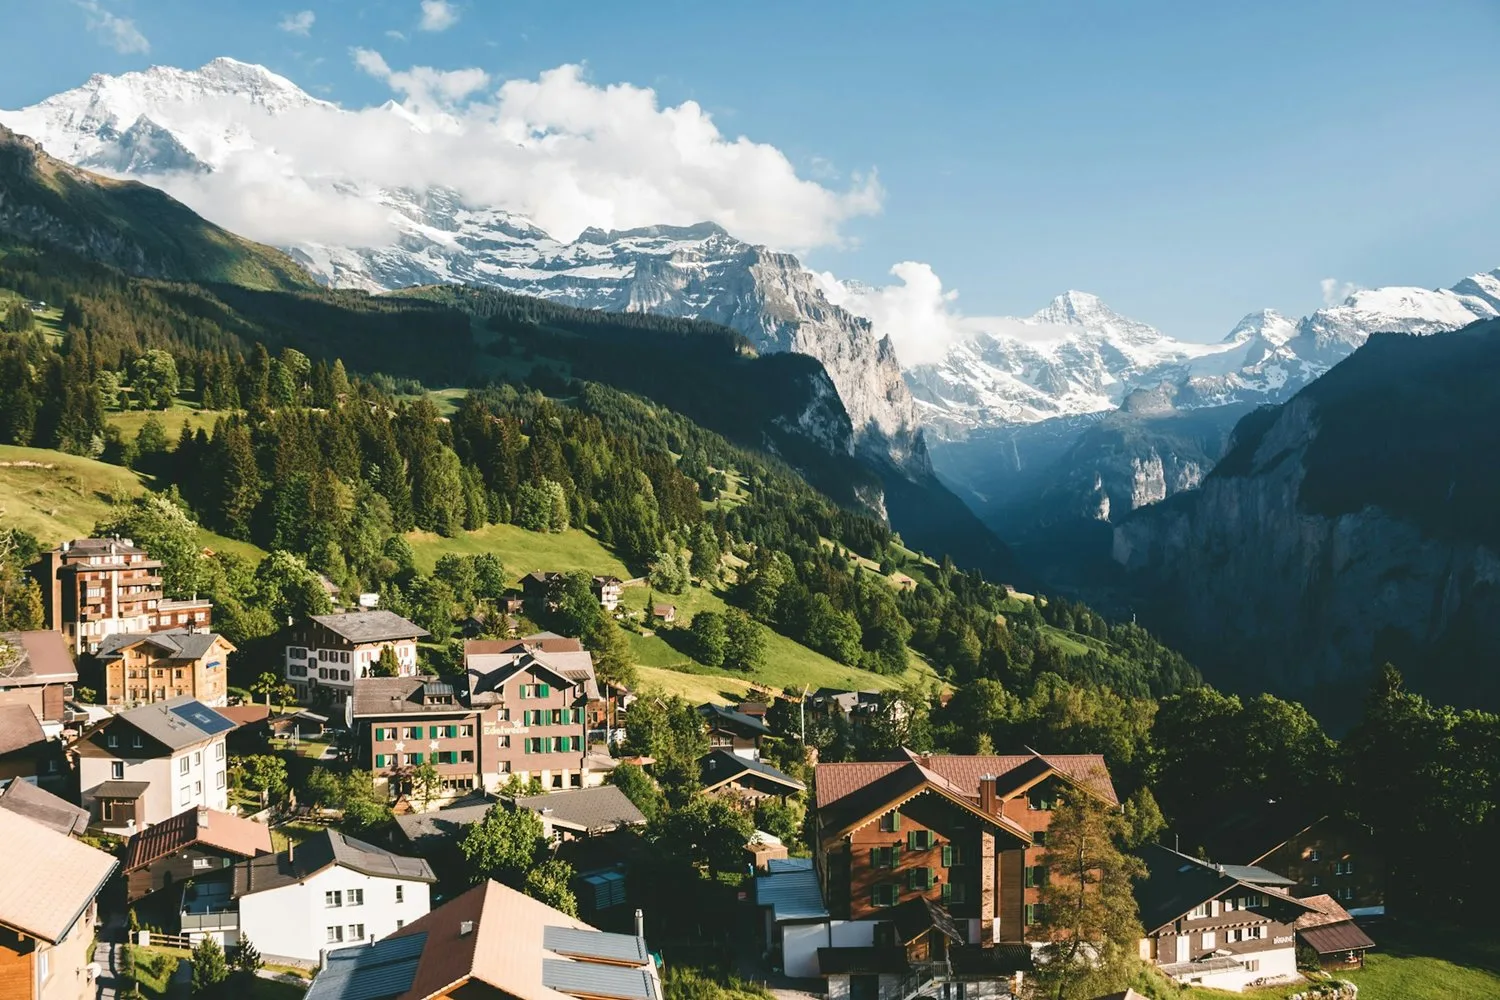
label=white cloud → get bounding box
[99,57,882,255]
[279,10,315,36]
[385,29,407,41]
[419,0,458,31]
[353,47,490,106]
[77,0,149,54]
[1320,277,1361,307]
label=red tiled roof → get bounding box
[123,807,273,871]
[1294,894,1358,930]
[217,705,273,727]
[815,751,1117,811]
[1299,920,1376,955]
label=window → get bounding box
[871,883,899,908]
[348,923,365,940]
[550,709,564,725]
[107,733,119,749]
[460,724,474,738]
[395,885,404,904]
[1309,849,1321,862]
[1336,886,1355,902]
[180,757,190,776]
[460,750,475,763]
[1310,875,1322,887]
[871,846,900,868]
[326,926,344,944]
[907,830,934,851]
[498,736,511,749]
[1335,861,1354,876]
[410,753,424,765]
[326,891,342,908]
[341,651,350,664]
[907,867,933,891]
[346,889,364,906]
[1228,928,1243,943]
[1024,865,1049,888]
[375,754,388,769]
[1188,903,1210,919]
[941,882,968,904]
[1024,903,1046,926]
[941,844,965,867]
[404,727,422,740]
[112,761,125,780]
[1202,931,1216,950]
[133,734,143,749]
[216,772,225,789]
[878,811,901,833]
[215,742,225,760]
[179,785,190,806]
[1032,830,1048,847]
[193,858,212,870]
[396,919,405,930]
[1247,925,1264,940]
[194,781,202,795]
[1027,786,1056,811]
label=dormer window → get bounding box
[107,734,119,749]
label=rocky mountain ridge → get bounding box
[0,59,925,475]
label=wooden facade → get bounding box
[1253,816,1384,913]
[102,633,232,709]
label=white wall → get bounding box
[81,738,227,829]
[780,920,876,980]
[237,865,431,963]
[1169,947,1297,993]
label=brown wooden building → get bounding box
[1245,815,1384,916]
[121,805,273,903]
[95,628,234,709]
[812,749,1117,977]
[697,702,770,760]
[35,538,164,654]
[0,705,66,791]
[0,631,77,727]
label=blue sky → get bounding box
[3,0,1499,340]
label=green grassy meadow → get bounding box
[106,401,233,442]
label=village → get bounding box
[0,533,1383,1000]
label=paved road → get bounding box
[93,942,126,1000]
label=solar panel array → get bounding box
[169,702,235,736]
[542,959,659,1000]
[304,932,426,1000]
[543,925,648,964]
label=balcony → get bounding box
[180,880,238,933]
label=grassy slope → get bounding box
[0,444,265,560]
[107,402,233,442]
[406,522,941,703]
[1182,924,1500,1000]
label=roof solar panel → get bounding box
[543,959,658,1000]
[544,926,648,964]
[169,702,235,736]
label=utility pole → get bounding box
[799,683,811,744]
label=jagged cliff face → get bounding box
[0,60,928,477]
[1112,329,1500,711]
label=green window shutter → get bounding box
[870,848,878,869]
[871,884,880,906]
[373,728,383,742]
[1024,867,1034,888]
[539,683,550,697]
[942,844,953,867]
[412,726,423,739]
[892,811,901,831]
[1039,865,1049,885]
[941,882,952,902]
[907,831,917,851]
[374,754,385,768]
[411,753,422,764]
[574,708,584,723]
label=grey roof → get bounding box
[0,778,90,836]
[1215,863,1297,887]
[0,704,44,756]
[312,610,429,644]
[304,932,427,1000]
[1135,844,1311,933]
[697,703,771,737]
[392,800,493,849]
[234,829,435,897]
[94,780,151,798]
[542,959,659,1000]
[767,857,814,874]
[543,925,650,964]
[468,648,599,703]
[756,864,829,922]
[513,785,647,834]
[96,628,227,662]
[698,750,805,792]
[350,677,469,718]
[116,696,235,750]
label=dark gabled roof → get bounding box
[124,807,273,872]
[0,630,78,686]
[1193,798,1326,865]
[513,785,647,834]
[698,750,805,793]
[0,704,44,756]
[305,932,427,1000]
[696,702,771,737]
[311,610,429,645]
[0,778,89,837]
[349,677,469,718]
[1298,920,1377,955]
[392,800,494,850]
[112,696,236,751]
[1135,844,1313,933]
[233,829,434,897]
[95,628,230,662]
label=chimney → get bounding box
[319,949,328,971]
[197,806,209,829]
[978,774,998,815]
[459,920,475,937]
[288,839,295,864]
[634,908,645,940]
